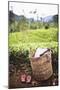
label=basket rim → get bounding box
[29,49,51,59]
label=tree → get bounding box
[17,15,29,31]
[9,11,15,24]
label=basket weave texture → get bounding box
[30,50,53,81]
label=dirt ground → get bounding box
[9,59,58,89]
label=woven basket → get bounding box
[30,49,53,81]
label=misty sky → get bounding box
[9,2,58,20]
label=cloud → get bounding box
[9,2,58,18]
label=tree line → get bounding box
[9,11,58,32]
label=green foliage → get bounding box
[30,22,37,29]
[37,22,43,29]
[44,23,49,29]
[9,28,58,57]
[30,22,43,29]
[9,28,58,45]
[9,49,29,68]
[9,21,18,32]
[9,28,58,50]
[9,11,58,33]
[9,16,29,32]
[17,22,28,31]
[9,28,58,73]
[17,16,29,31]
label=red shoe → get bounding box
[26,75,31,83]
[20,73,26,83]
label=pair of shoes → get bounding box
[20,74,31,83]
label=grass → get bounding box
[9,28,58,52]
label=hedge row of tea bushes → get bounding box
[9,28,58,45]
[9,45,58,66]
[9,48,30,68]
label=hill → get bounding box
[9,10,58,23]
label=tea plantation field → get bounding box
[9,28,58,51]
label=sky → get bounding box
[9,2,58,20]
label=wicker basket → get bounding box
[30,49,53,81]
